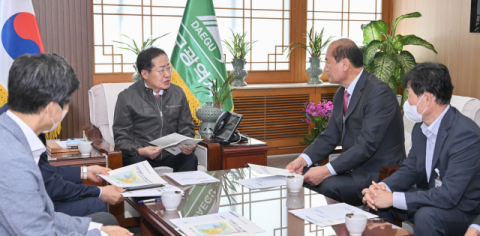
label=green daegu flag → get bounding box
[171,0,233,123]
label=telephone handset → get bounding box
[212,111,246,144]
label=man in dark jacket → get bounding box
[113,47,197,171]
[0,104,124,217]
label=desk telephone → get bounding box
[212,111,248,144]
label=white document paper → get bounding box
[149,133,202,155]
[248,163,301,177]
[289,203,377,227]
[170,211,264,235]
[121,184,184,197]
[99,161,167,188]
[165,171,219,186]
[235,176,286,189]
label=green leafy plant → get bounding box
[112,33,170,55]
[285,27,333,58]
[222,30,257,59]
[197,73,236,109]
[361,12,437,104]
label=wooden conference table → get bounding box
[126,168,413,236]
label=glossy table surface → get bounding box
[134,168,413,236]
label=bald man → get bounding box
[286,39,405,205]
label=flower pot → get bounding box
[196,101,223,137]
[306,57,323,84]
[132,64,142,82]
[230,58,248,87]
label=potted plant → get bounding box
[222,30,257,87]
[112,33,169,82]
[360,12,437,105]
[195,74,236,136]
[285,27,333,84]
[301,100,333,145]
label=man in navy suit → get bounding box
[0,104,125,217]
[363,63,480,236]
[286,39,405,206]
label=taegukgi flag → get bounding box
[0,0,44,107]
[171,0,234,124]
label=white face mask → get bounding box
[43,103,68,133]
[403,94,428,123]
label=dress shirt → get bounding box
[471,224,480,233]
[300,69,364,176]
[145,82,164,96]
[6,110,106,235]
[383,105,450,210]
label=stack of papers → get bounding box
[170,211,264,236]
[289,203,377,227]
[149,133,202,155]
[99,161,167,188]
[235,176,286,189]
[248,163,301,177]
[165,171,219,186]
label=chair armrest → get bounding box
[379,165,401,182]
[83,125,122,170]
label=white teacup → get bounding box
[345,214,367,236]
[78,141,92,157]
[286,175,304,193]
[162,191,182,211]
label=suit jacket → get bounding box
[383,107,480,215]
[0,104,100,202]
[304,70,405,191]
[0,113,101,235]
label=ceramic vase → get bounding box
[196,101,223,137]
[306,57,323,84]
[231,58,248,87]
[132,64,142,82]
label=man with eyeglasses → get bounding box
[113,47,198,171]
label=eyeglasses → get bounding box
[152,66,174,76]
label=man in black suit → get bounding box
[363,63,480,236]
[286,38,405,206]
[0,104,124,217]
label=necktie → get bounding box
[343,91,350,115]
[154,94,161,98]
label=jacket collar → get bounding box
[429,106,456,183]
[345,69,367,120]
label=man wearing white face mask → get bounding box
[362,62,480,236]
[0,53,132,236]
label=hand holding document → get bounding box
[248,163,302,177]
[289,203,377,227]
[99,161,167,188]
[170,211,264,236]
[149,133,202,155]
[165,171,219,186]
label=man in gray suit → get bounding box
[363,62,480,236]
[286,39,405,206]
[0,53,131,235]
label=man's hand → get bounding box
[303,165,332,186]
[465,227,480,236]
[362,181,387,211]
[87,165,111,182]
[180,145,196,155]
[286,156,308,175]
[99,185,125,205]
[138,146,162,160]
[100,226,133,236]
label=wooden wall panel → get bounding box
[32,0,93,139]
[393,0,480,99]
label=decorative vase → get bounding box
[230,58,248,87]
[306,57,323,84]
[196,101,223,137]
[132,64,142,83]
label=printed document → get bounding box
[248,163,301,177]
[122,184,184,197]
[165,171,219,186]
[170,211,264,236]
[289,203,377,227]
[99,160,167,188]
[149,133,202,155]
[235,176,287,189]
